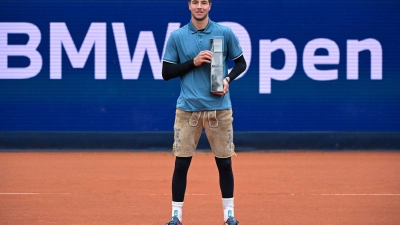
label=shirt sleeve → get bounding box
[226,27,243,60]
[163,31,179,64]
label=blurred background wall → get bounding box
[1,0,399,150]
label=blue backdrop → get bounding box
[1,0,399,132]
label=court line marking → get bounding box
[1,193,400,196]
[314,194,400,196]
[0,193,72,195]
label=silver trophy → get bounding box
[210,37,224,92]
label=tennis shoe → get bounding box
[224,216,239,225]
[164,216,182,225]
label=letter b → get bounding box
[0,23,42,79]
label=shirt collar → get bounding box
[189,18,213,34]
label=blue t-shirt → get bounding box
[163,19,243,111]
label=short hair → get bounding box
[188,0,212,3]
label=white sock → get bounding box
[172,201,183,222]
[222,198,234,221]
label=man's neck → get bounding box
[191,17,209,30]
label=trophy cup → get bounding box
[210,37,224,92]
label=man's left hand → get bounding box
[212,78,229,96]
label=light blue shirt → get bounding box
[163,19,243,111]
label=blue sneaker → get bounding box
[164,216,182,225]
[224,216,239,225]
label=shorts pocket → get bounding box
[208,110,219,128]
[189,111,201,127]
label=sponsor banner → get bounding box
[1,0,399,131]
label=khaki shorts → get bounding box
[172,108,235,158]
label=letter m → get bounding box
[50,23,106,79]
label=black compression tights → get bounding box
[172,156,234,202]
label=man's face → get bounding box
[188,0,212,22]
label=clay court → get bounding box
[1,151,399,225]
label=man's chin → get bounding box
[192,15,208,22]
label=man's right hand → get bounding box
[193,50,213,66]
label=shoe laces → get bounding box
[165,216,182,225]
[225,216,239,225]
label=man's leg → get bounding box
[166,108,202,224]
[204,109,239,224]
[215,157,234,198]
[215,157,236,223]
[171,156,192,222]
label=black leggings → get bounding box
[172,156,234,202]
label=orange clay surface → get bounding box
[1,151,400,225]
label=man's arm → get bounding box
[162,60,195,81]
[226,55,246,83]
[162,50,214,81]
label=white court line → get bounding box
[1,193,400,196]
[131,193,400,196]
[0,193,72,195]
[316,194,400,196]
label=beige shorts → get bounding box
[173,108,235,158]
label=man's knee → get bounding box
[174,156,192,172]
[215,157,232,171]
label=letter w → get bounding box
[112,23,180,80]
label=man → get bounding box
[162,0,246,224]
